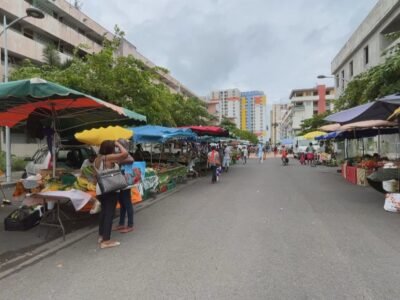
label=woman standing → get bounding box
[114,139,135,234]
[207,146,220,183]
[94,140,128,249]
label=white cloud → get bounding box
[82,0,378,101]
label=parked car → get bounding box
[24,145,96,177]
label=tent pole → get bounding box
[150,144,153,166]
[378,128,381,155]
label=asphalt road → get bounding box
[1,158,400,299]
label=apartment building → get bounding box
[0,0,199,156]
[270,103,288,146]
[241,91,267,143]
[281,85,335,138]
[208,89,241,127]
[331,0,400,96]
[0,0,198,98]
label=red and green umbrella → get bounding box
[0,78,146,133]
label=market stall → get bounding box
[131,125,198,195]
[0,79,146,236]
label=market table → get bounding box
[27,190,92,241]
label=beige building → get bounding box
[207,89,242,128]
[0,0,198,156]
[270,103,288,145]
[332,0,400,96]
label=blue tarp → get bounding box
[316,131,340,140]
[131,125,197,143]
[325,100,400,124]
[280,138,293,145]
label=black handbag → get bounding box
[96,156,128,194]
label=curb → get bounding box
[0,177,200,280]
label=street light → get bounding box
[1,7,44,182]
[317,75,334,79]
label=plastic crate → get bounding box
[4,209,41,231]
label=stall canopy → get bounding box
[338,120,396,131]
[131,125,197,143]
[325,99,400,125]
[280,138,293,145]
[0,78,147,133]
[183,126,229,137]
[316,128,398,141]
[319,123,340,132]
[315,131,340,141]
[303,131,325,140]
[75,126,133,145]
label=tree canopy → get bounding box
[299,112,329,136]
[10,29,212,127]
[220,118,259,144]
[334,46,400,111]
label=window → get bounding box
[53,11,58,19]
[335,75,339,88]
[364,46,369,65]
[349,61,354,77]
[313,91,318,96]
[341,70,345,89]
[23,28,34,40]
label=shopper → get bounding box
[258,143,264,163]
[94,140,128,249]
[223,144,231,172]
[207,146,220,183]
[114,139,135,234]
[242,146,248,164]
[306,142,314,166]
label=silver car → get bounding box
[25,145,96,176]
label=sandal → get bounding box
[100,240,120,249]
[119,226,134,233]
[112,225,125,231]
[97,236,103,243]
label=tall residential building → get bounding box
[208,89,241,127]
[0,0,199,156]
[270,103,288,145]
[281,85,335,138]
[331,0,400,97]
[0,0,198,98]
[241,91,267,143]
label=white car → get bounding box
[24,145,96,177]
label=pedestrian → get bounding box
[242,146,248,164]
[207,146,220,183]
[273,146,278,157]
[257,143,264,163]
[281,145,289,165]
[306,142,314,166]
[94,140,128,249]
[223,144,231,172]
[113,139,135,234]
[263,145,267,161]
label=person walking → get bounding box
[257,143,264,164]
[223,144,231,172]
[273,146,278,157]
[242,146,248,164]
[114,139,135,234]
[207,146,220,183]
[94,140,128,249]
[306,142,315,166]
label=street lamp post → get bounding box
[1,8,44,182]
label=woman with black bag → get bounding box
[94,140,128,249]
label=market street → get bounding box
[1,158,400,299]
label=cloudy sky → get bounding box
[82,0,377,102]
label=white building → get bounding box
[280,85,335,139]
[331,0,400,96]
[208,89,241,127]
[270,103,288,145]
[0,0,199,156]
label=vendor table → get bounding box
[30,194,70,241]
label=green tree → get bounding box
[299,112,329,135]
[42,44,61,68]
[11,28,213,127]
[335,46,400,111]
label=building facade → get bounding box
[331,0,400,96]
[0,0,199,156]
[281,85,335,138]
[270,103,288,145]
[241,91,267,143]
[207,89,241,127]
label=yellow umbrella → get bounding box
[388,107,400,121]
[303,131,326,140]
[75,126,133,145]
